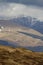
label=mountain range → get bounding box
[0,16,43,33]
[0,16,43,52]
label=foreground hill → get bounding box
[0,45,43,65]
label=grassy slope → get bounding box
[0,45,43,65]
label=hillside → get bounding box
[0,26,43,52]
[0,45,43,65]
[0,16,43,51]
[0,27,43,47]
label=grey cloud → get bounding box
[0,0,43,7]
[0,3,43,21]
[0,0,43,21]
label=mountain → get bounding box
[0,28,43,52]
[10,16,38,27]
[0,45,43,65]
[31,21,43,34]
[0,16,43,34]
[11,16,43,34]
[0,17,43,33]
[12,16,43,34]
[0,16,43,52]
[0,16,38,26]
[0,40,43,52]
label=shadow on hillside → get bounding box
[0,40,18,47]
[31,22,43,34]
[18,31,43,41]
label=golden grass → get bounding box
[0,45,43,65]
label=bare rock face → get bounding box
[0,45,43,65]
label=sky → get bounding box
[0,0,43,21]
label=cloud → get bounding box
[0,0,43,7]
[0,3,43,21]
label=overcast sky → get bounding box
[0,0,43,21]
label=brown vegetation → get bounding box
[0,45,43,65]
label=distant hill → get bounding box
[0,45,43,65]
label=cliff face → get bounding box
[0,45,43,65]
